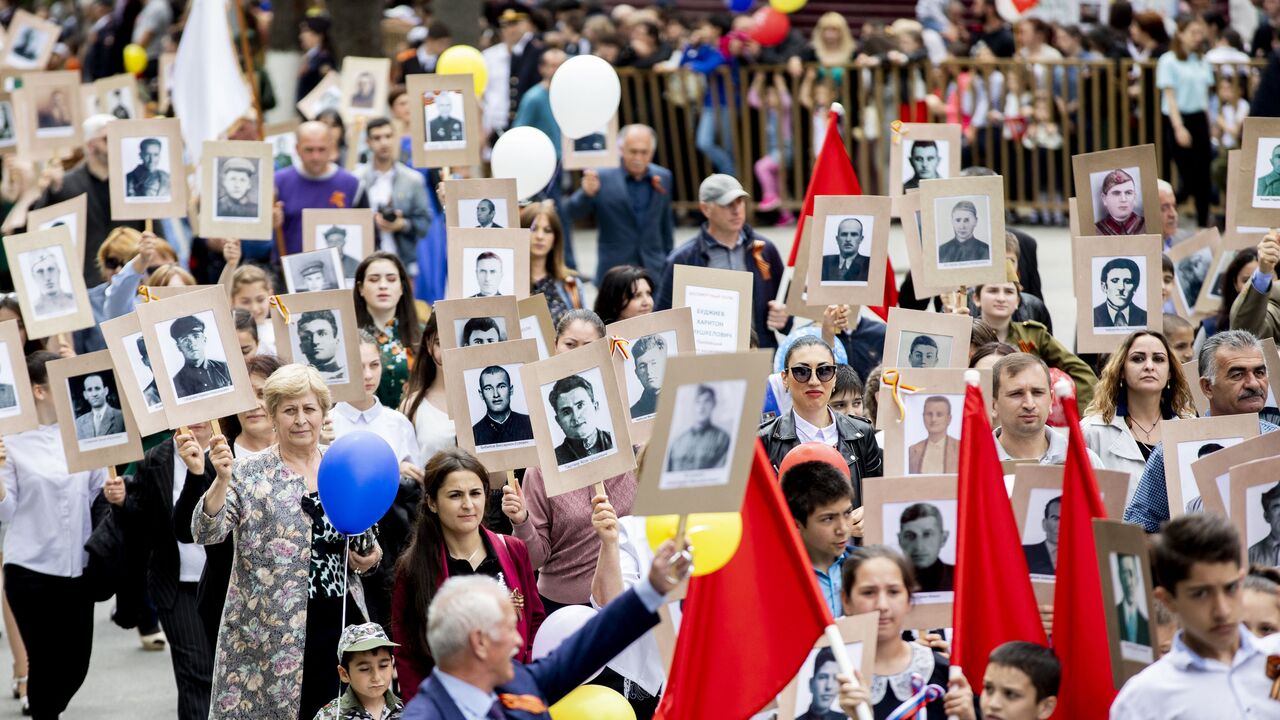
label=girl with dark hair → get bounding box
[391,448,543,694]
[355,252,422,409]
[522,202,583,326]
[593,265,654,325]
[401,313,455,463]
[1203,247,1259,340]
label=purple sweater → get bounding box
[273,165,362,258]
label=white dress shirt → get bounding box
[331,400,421,466]
[794,408,839,446]
[0,425,106,577]
[364,167,397,253]
[171,447,206,582]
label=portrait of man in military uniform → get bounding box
[23,247,77,319]
[0,352,17,413]
[1257,144,1280,198]
[124,137,171,200]
[665,384,732,472]
[548,373,615,467]
[470,365,534,449]
[167,314,232,401]
[320,225,361,278]
[214,157,259,220]
[425,90,464,146]
[295,310,346,383]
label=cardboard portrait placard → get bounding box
[899,190,951,299]
[302,208,374,285]
[296,71,342,121]
[1190,431,1280,517]
[1166,227,1220,320]
[433,295,522,352]
[781,217,833,323]
[199,140,274,240]
[442,338,541,473]
[1161,414,1260,518]
[157,52,176,114]
[446,228,531,301]
[1010,464,1129,605]
[407,73,481,169]
[672,265,753,354]
[632,350,769,516]
[1094,518,1161,688]
[1224,149,1270,251]
[1263,337,1280,406]
[135,286,256,429]
[146,286,208,301]
[776,613,879,720]
[268,290,364,404]
[100,312,170,436]
[917,175,1006,289]
[107,118,187,220]
[2,10,59,72]
[888,123,962,198]
[26,192,86,273]
[339,56,391,123]
[605,307,696,445]
[47,351,144,473]
[1072,234,1163,354]
[1068,196,1081,238]
[93,73,143,121]
[882,307,972,370]
[12,71,83,159]
[0,320,37,435]
[265,120,302,171]
[343,115,371,172]
[520,340,636,497]
[862,474,959,629]
[875,368,992,477]
[1072,145,1160,238]
[1234,117,1280,227]
[0,88,18,156]
[282,246,346,294]
[1229,456,1280,566]
[517,294,555,361]
[443,178,519,230]
[805,195,890,307]
[561,113,618,170]
[1192,246,1239,317]
[5,224,92,339]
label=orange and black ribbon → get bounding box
[751,240,771,281]
[136,285,155,303]
[609,335,631,360]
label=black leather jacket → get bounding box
[758,410,883,507]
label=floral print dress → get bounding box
[192,447,370,719]
[367,318,411,410]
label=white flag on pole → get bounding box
[170,0,252,165]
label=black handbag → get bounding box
[83,493,125,604]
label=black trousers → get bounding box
[157,582,213,720]
[4,565,93,720]
[1164,111,1213,227]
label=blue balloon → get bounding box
[317,431,400,535]
[727,0,753,11]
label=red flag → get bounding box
[1051,383,1117,717]
[787,107,898,319]
[654,441,833,720]
[952,379,1047,691]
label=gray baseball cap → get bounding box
[698,174,748,206]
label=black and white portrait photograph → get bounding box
[790,643,865,720]
[573,131,607,154]
[6,25,48,69]
[820,215,872,286]
[897,332,951,369]
[1021,490,1062,579]
[1090,166,1147,235]
[1202,250,1238,303]
[269,129,300,170]
[350,71,377,110]
[901,393,961,475]
[624,331,675,420]
[933,195,992,267]
[884,499,958,600]
[121,136,172,201]
[1245,482,1280,568]
[34,87,73,137]
[18,245,77,321]
[124,331,163,411]
[1109,552,1154,663]
[1252,138,1280,206]
[0,100,16,148]
[35,213,78,251]
[658,379,745,491]
[288,309,347,384]
[464,363,535,451]
[423,89,465,150]
[66,371,128,450]
[0,344,18,419]
[1173,438,1244,513]
[107,88,133,119]
[458,197,508,229]
[456,316,508,348]
[315,224,363,280]
[282,247,343,294]
[213,156,261,221]
[540,366,618,471]
[1091,256,1148,333]
[1176,246,1213,307]
[157,312,233,404]
[902,138,949,191]
[462,247,514,298]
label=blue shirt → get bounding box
[815,548,850,619]
[1156,52,1214,115]
[511,84,561,159]
[624,172,652,225]
[700,228,748,272]
[433,670,497,720]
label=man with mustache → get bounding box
[1125,330,1279,532]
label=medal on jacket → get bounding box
[500,693,547,713]
[509,586,525,613]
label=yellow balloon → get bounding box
[549,685,635,720]
[436,45,488,98]
[770,0,808,12]
[645,512,743,576]
[122,43,148,75]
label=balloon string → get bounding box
[336,534,349,720]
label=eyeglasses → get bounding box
[786,363,837,383]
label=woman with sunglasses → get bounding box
[759,335,883,504]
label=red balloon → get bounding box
[749,7,790,47]
[778,442,851,481]
[1046,367,1073,427]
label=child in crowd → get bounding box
[1211,75,1249,192]
[1152,598,1178,656]
[780,459,855,617]
[829,364,866,419]
[1160,255,1178,315]
[979,641,1059,720]
[1242,572,1280,638]
[1162,313,1195,364]
[233,308,259,358]
[314,623,402,720]
[747,72,794,225]
[230,264,277,356]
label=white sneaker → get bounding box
[139,631,167,651]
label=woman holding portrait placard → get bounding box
[355,251,422,410]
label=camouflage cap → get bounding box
[337,622,398,659]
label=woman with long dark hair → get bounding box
[391,448,543,694]
[523,202,583,326]
[401,313,455,463]
[593,265,655,325]
[297,16,335,101]
[355,251,422,410]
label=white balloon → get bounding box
[490,127,557,201]
[549,54,621,140]
[530,605,603,681]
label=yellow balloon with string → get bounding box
[645,513,742,576]
[549,685,634,720]
[436,45,488,98]
[123,43,148,75]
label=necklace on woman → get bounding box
[454,544,483,568]
[1127,414,1159,441]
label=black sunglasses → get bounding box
[786,363,837,383]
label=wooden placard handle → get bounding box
[673,513,689,549]
[593,481,607,500]
[144,218,153,234]
[506,469,518,492]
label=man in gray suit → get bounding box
[566,124,674,284]
[353,118,431,266]
[74,373,124,440]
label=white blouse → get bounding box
[411,395,456,465]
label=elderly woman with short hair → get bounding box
[192,363,381,719]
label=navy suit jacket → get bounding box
[402,586,660,720]
[565,164,674,284]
